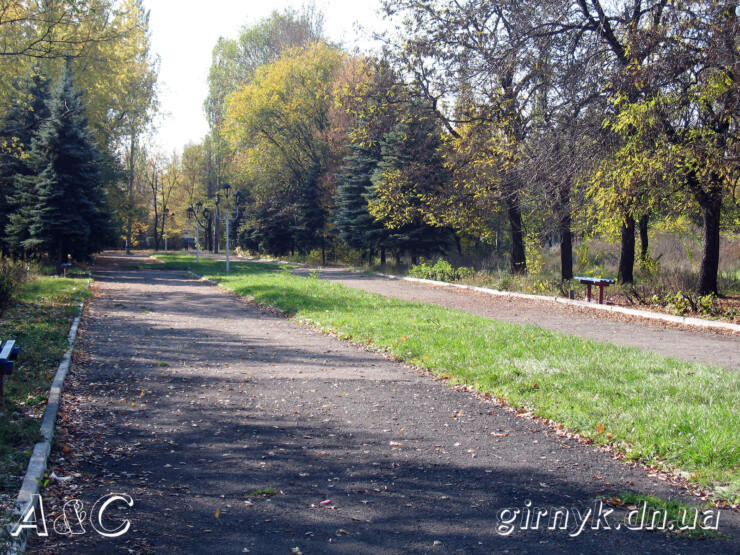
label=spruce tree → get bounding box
[292,162,325,254]
[333,143,389,259]
[1,72,51,255]
[18,65,110,264]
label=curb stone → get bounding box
[2,301,85,554]
[372,272,740,334]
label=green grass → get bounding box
[249,487,278,497]
[614,493,722,539]
[0,276,90,495]
[153,254,739,502]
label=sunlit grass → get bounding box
[155,253,739,502]
[0,276,90,495]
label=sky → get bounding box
[144,0,386,154]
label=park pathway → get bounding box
[292,267,740,371]
[29,253,738,553]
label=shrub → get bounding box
[0,257,32,313]
[409,259,475,282]
[455,266,475,281]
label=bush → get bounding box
[409,259,475,282]
[0,257,32,313]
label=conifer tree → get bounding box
[17,65,111,264]
[292,163,325,255]
[1,72,51,255]
[333,142,389,261]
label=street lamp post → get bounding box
[163,208,170,252]
[220,183,242,273]
[187,201,208,263]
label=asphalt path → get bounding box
[28,254,739,553]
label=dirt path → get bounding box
[29,254,738,553]
[290,267,739,371]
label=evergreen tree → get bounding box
[16,65,111,264]
[1,72,51,255]
[292,162,325,254]
[333,143,389,260]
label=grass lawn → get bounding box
[153,254,739,502]
[0,276,89,502]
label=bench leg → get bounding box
[586,283,592,302]
[598,284,605,304]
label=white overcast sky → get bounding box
[143,0,385,154]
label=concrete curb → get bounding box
[187,270,218,286]
[373,272,740,334]
[3,302,84,554]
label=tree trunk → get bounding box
[618,217,635,284]
[125,133,135,255]
[639,214,649,260]
[697,193,721,295]
[395,251,401,265]
[213,210,219,254]
[505,193,527,274]
[380,247,386,266]
[557,182,573,281]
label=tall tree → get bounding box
[0,71,51,255]
[599,0,739,294]
[14,65,110,263]
[380,0,565,273]
[370,110,454,263]
[334,141,389,262]
[225,42,344,255]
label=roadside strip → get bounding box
[3,302,84,554]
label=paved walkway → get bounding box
[291,267,739,371]
[30,254,738,553]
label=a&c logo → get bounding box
[10,493,134,538]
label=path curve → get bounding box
[293,267,739,371]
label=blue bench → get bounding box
[574,276,615,304]
[0,339,20,403]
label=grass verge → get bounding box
[611,492,722,539]
[0,276,90,504]
[154,254,739,503]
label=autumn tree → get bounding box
[0,0,159,254]
[380,0,569,273]
[203,6,324,232]
[225,42,344,258]
[594,1,739,294]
